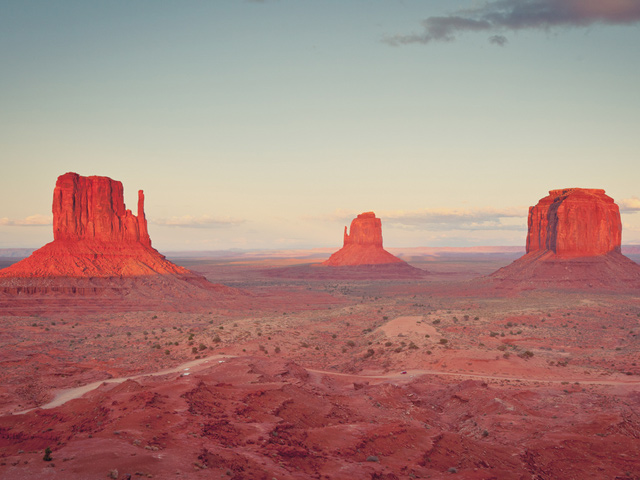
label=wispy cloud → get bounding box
[306,207,527,231]
[620,197,640,212]
[0,214,52,226]
[300,208,360,224]
[150,215,245,228]
[381,207,527,230]
[385,0,640,46]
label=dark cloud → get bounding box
[385,0,640,46]
[489,34,508,46]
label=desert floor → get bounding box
[0,250,639,479]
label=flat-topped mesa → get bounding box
[323,212,404,266]
[53,172,152,246]
[526,188,621,257]
[489,187,640,290]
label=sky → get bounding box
[1,0,640,251]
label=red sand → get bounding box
[1,251,640,479]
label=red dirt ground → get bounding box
[1,250,640,479]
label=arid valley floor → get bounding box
[1,249,640,480]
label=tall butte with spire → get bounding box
[490,188,640,288]
[0,172,190,278]
[323,212,405,266]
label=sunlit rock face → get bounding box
[53,172,151,247]
[526,188,621,257]
[0,172,189,278]
[322,212,404,266]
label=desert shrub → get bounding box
[497,345,507,351]
[409,342,418,350]
[518,350,534,359]
[364,348,375,358]
[212,336,221,343]
[191,347,198,354]
[439,339,448,345]
[275,346,281,353]
[301,342,310,348]
[43,447,52,462]
[432,319,441,325]
[198,343,207,351]
[346,340,355,347]
[385,341,393,347]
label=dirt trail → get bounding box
[12,354,234,415]
[306,367,640,387]
[9,354,640,416]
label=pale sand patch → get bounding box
[377,315,441,339]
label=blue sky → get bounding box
[1,0,640,250]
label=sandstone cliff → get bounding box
[526,188,621,257]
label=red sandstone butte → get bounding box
[0,172,190,278]
[491,188,640,288]
[322,212,404,266]
[526,188,621,257]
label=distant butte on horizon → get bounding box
[322,212,406,267]
[0,172,191,278]
[491,188,640,288]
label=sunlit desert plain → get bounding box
[1,246,640,479]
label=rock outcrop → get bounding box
[322,212,405,267]
[526,188,621,257]
[53,173,152,246]
[490,188,640,289]
[0,172,190,278]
